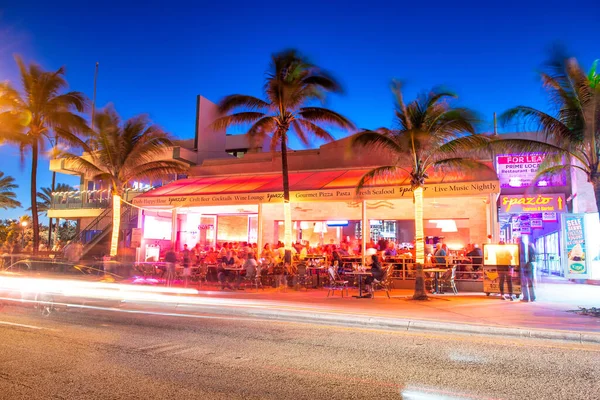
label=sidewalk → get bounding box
[148,281,600,344]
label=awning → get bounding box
[132,168,500,208]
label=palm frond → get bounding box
[291,120,310,147]
[211,112,265,131]
[295,119,335,143]
[489,138,569,157]
[436,134,491,157]
[500,106,576,142]
[217,95,270,114]
[0,171,21,209]
[432,158,497,177]
[350,130,402,155]
[356,165,403,193]
[297,107,355,129]
[247,116,277,141]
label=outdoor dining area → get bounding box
[133,241,484,298]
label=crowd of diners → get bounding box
[150,236,485,290]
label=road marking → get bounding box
[0,320,46,330]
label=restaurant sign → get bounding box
[132,180,500,208]
[499,194,566,214]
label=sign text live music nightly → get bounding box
[133,180,499,208]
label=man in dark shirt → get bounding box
[164,247,177,287]
[182,244,191,287]
[467,244,483,269]
[218,251,235,290]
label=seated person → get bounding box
[364,254,385,297]
[433,243,447,267]
[243,253,258,280]
[217,251,236,290]
[331,246,344,273]
[338,243,350,257]
[466,244,483,269]
[384,242,397,257]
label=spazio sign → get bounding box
[132,180,499,208]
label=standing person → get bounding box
[496,241,514,301]
[164,247,177,287]
[181,244,191,287]
[520,238,537,302]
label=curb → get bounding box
[174,303,600,344]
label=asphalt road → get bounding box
[0,305,599,400]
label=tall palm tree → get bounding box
[496,53,600,214]
[33,183,74,247]
[0,172,21,209]
[213,50,354,261]
[352,81,491,299]
[0,56,89,253]
[66,106,189,256]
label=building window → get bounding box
[227,149,248,158]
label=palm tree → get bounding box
[66,106,189,257]
[0,56,89,253]
[352,81,491,299]
[213,50,354,261]
[497,53,600,214]
[0,172,21,209]
[33,183,74,247]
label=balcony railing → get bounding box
[50,189,149,210]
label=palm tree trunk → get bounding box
[48,169,56,249]
[280,133,292,264]
[109,194,121,257]
[593,176,600,217]
[412,186,428,300]
[31,141,40,254]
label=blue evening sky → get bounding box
[0,0,597,219]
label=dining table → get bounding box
[341,256,362,271]
[345,270,372,298]
[423,268,447,294]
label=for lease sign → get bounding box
[496,153,566,188]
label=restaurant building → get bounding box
[132,135,501,265]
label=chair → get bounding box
[194,264,208,288]
[294,263,310,291]
[371,264,395,299]
[326,266,349,297]
[249,265,264,291]
[439,266,458,294]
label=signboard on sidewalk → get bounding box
[562,214,588,277]
[499,194,566,214]
[482,265,522,296]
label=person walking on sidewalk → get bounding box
[496,241,514,300]
[519,238,537,302]
[181,244,191,288]
[164,247,177,287]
